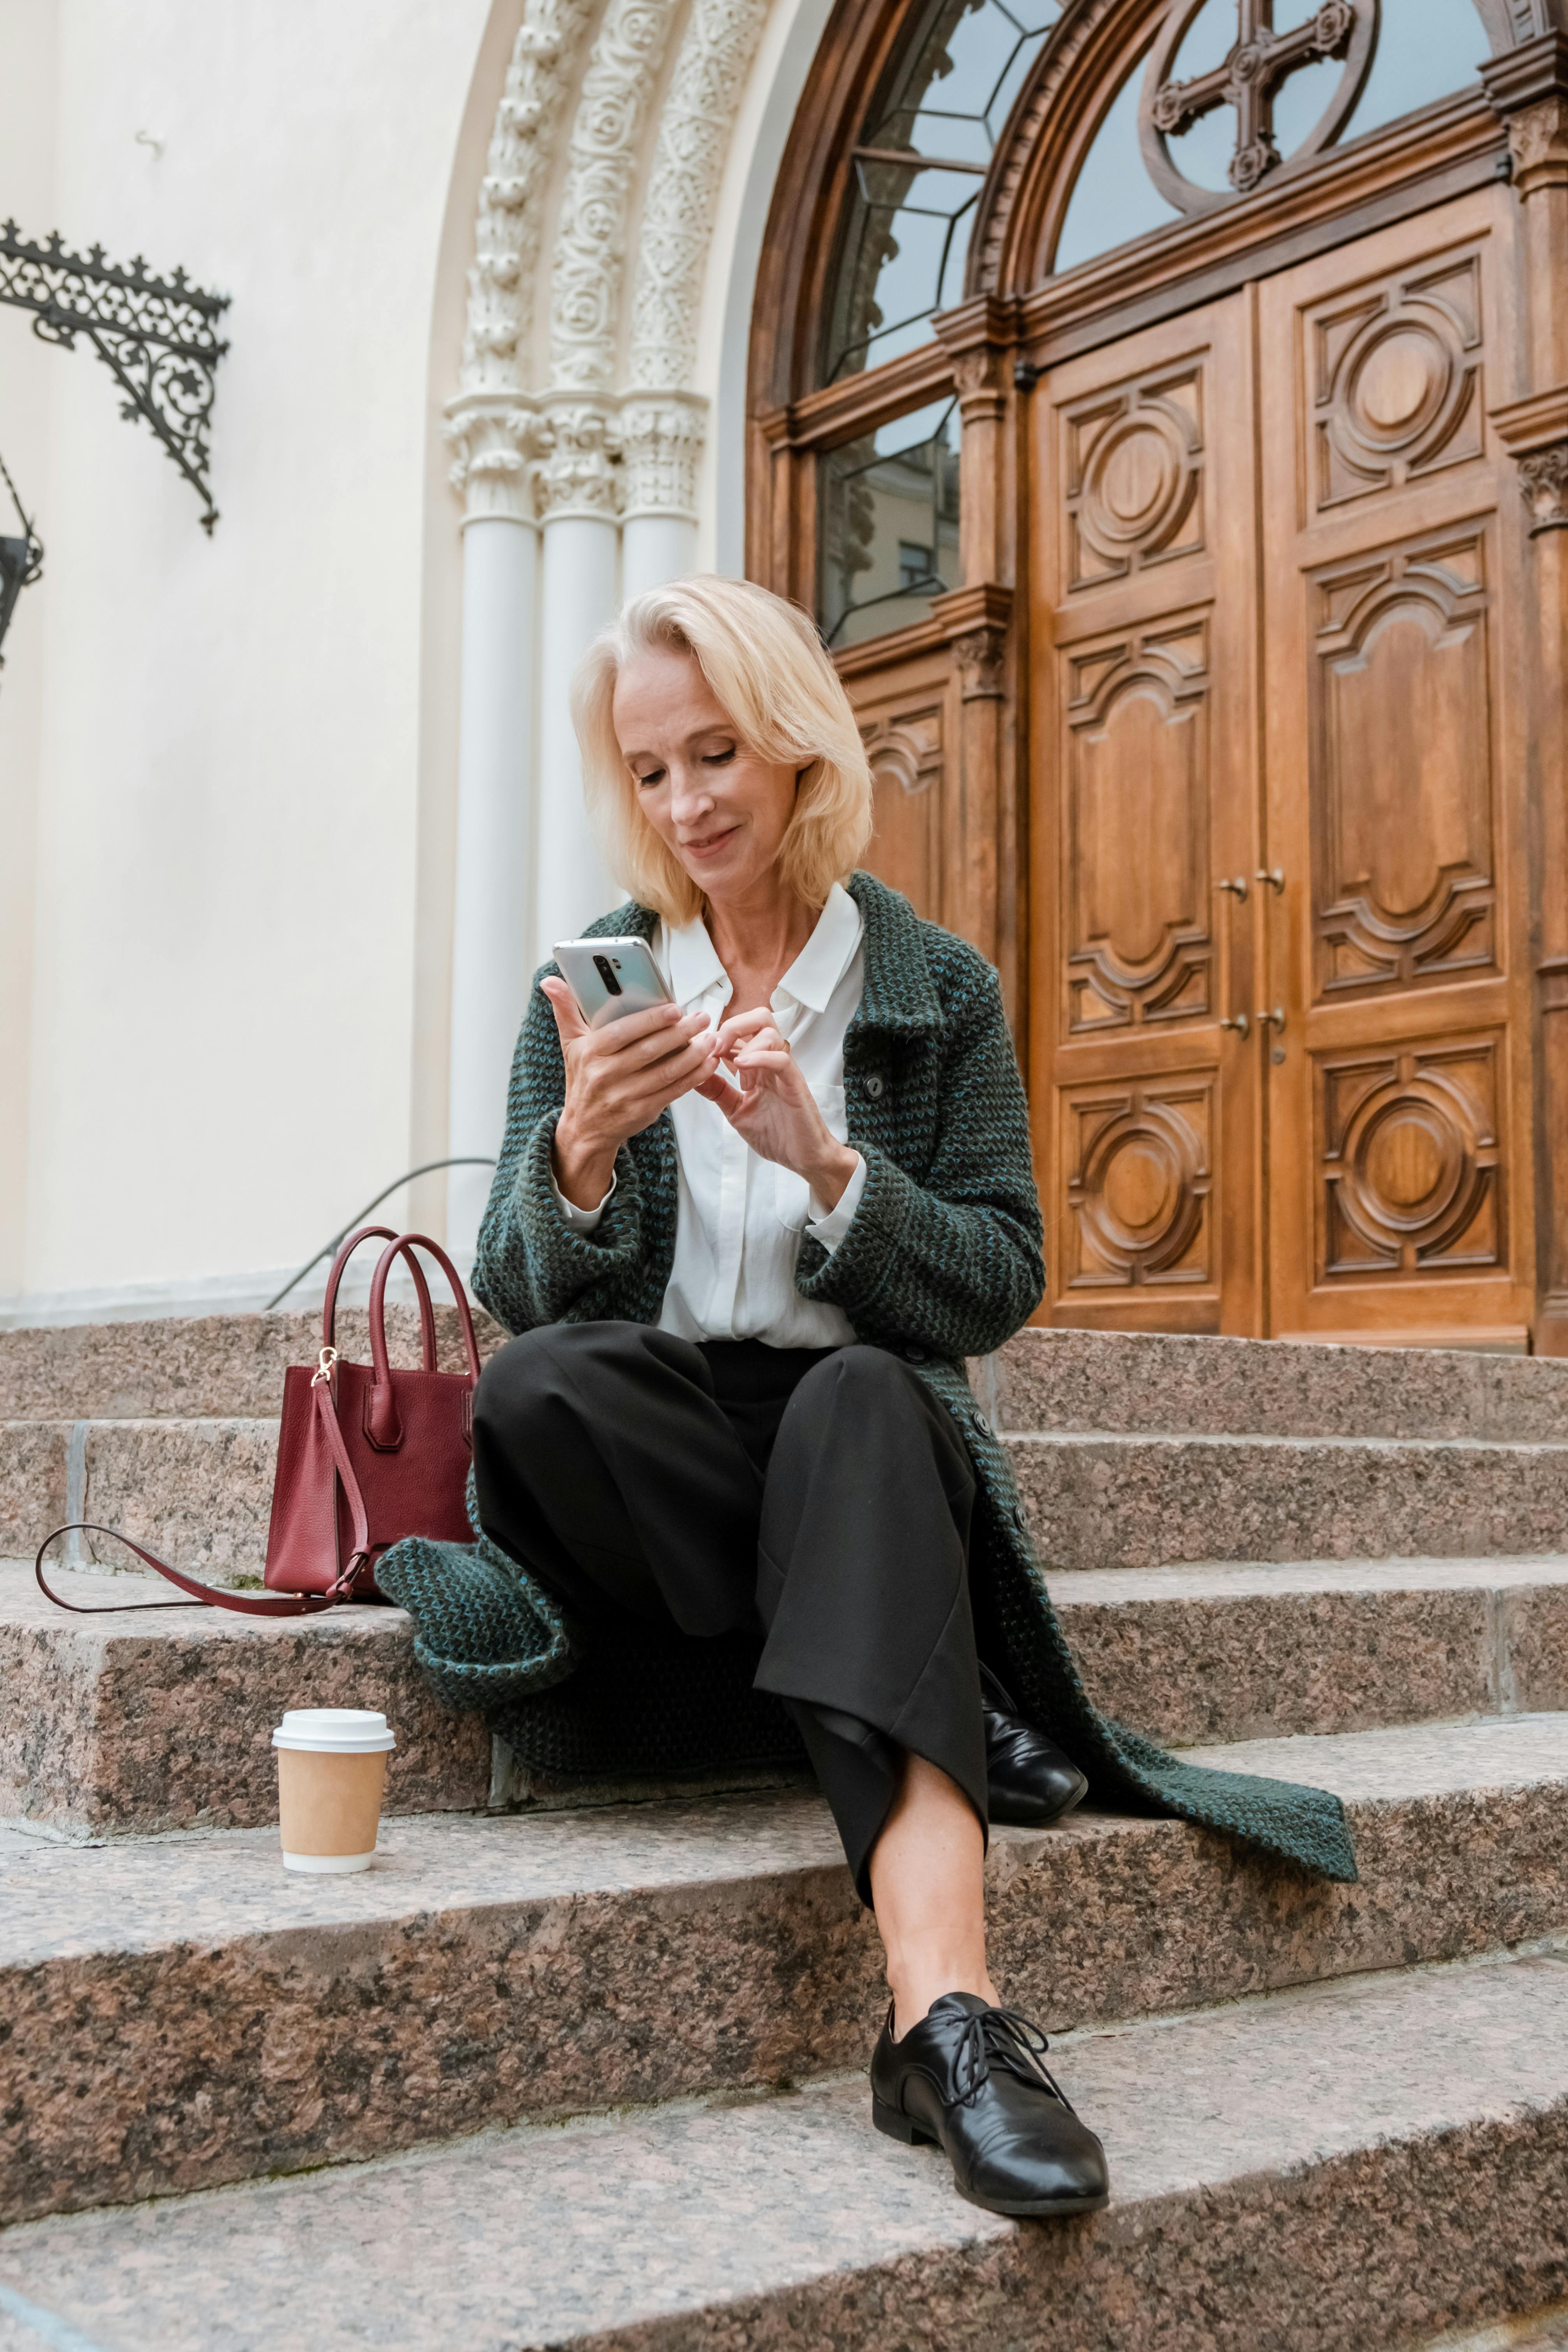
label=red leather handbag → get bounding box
[35,1227,483,1619]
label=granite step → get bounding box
[0,1305,506,1422]
[1047,1554,1568,1746]
[0,1938,1564,2351]
[7,1314,1568,1439]
[16,1414,1568,1581]
[9,1550,1568,1836]
[3,1712,1566,2225]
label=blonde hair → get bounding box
[571,575,874,925]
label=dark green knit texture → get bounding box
[378,871,1358,1885]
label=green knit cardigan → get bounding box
[379,871,1357,1885]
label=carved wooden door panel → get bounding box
[1029,299,1264,1334]
[1259,189,1536,1345]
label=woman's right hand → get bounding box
[541,976,719,1211]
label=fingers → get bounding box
[712,1006,787,1056]
[540,975,588,1045]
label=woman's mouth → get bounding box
[682,824,741,861]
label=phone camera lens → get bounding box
[592,953,623,996]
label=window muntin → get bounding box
[819,397,963,647]
[824,0,1061,384]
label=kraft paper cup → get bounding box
[272,1708,396,1873]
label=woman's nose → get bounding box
[669,767,715,824]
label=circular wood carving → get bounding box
[1077,410,1193,562]
[1078,1099,1204,1274]
[1334,1075,1486,1259]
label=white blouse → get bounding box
[552,883,869,1347]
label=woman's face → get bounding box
[613,644,800,905]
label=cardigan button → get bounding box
[864,1074,885,1098]
[905,1344,927,1363]
[1011,1504,1027,1530]
[970,1409,991,1436]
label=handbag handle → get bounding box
[321,1225,437,1366]
[35,1379,377,1617]
[364,1232,483,1450]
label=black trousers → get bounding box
[471,1321,988,1903]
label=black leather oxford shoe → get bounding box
[981,1663,1089,1827]
[870,1991,1109,2219]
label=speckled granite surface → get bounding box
[991,1325,1568,1442]
[18,1419,1568,1593]
[0,1425,67,1560]
[1011,1431,1568,1570]
[1048,1557,1568,1742]
[0,1941,1563,2351]
[2,1715,1566,2224]
[0,1307,506,1422]
[0,1563,490,1831]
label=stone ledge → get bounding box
[0,1563,489,1832]
[1047,1556,1568,1744]
[0,1940,1563,2348]
[0,1305,507,1422]
[1011,1430,1568,1571]
[1,1714,1565,2225]
[990,1326,1568,1443]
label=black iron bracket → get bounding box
[0,221,230,531]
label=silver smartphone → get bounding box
[553,935,674,1028]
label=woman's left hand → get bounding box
[695,1006,860,1212]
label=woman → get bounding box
[380,576,1356,2224]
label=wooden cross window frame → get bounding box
[1138,0,1380,212]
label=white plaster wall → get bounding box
[0,0,491,1316]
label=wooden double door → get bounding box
[1030,187,1538,1344]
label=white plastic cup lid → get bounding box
[272,1708,396,1754]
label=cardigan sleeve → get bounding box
[794,955,1045,1360]
[470,974,652,1335]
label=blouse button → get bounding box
[864,1074,884,1098]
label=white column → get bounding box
[444,399,541,1261]
[620,394,705,601]
[534,400,623,952]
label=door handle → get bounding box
[1257,1006,1285,1035]
[1221,1012,1251,1037]
[1216,876,1250,901]
[1255,868,1284,895]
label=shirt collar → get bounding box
[661,881,863,1014]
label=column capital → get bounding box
[444,395,544,526]
[1490,387,1568,532]
[931,582,1013,700]
[535,398,624,522]
[619,392,707,522]
[1483,36,1568,196]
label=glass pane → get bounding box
[824,0,1061,383]
[818,399,963,647]
[1345,0,1488,143]
[1054,46,1181,276]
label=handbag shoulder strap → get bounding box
[36,1380,373,1618]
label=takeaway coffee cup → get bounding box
[272,1708,396,1873]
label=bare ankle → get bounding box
[888,1967,1000,2039]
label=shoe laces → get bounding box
[953,2006,1075,2113]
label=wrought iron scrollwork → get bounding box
[0,445,43,673]
[0,221,230,531]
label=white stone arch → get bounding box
[440,0,801,1252]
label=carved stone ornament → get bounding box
[1506,93,1568,195]
[460,0,599,398]
[628,0,770,394]
[1519,440,1568,532]
[950,626,1008,700]
[550,0,684,396]
[620,394,708,518]
[534,399,625,519]
[444,398,544,524]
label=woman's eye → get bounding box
[703,747,736,766]
[635,769,665,790]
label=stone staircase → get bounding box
[1,1314,1567,2348]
